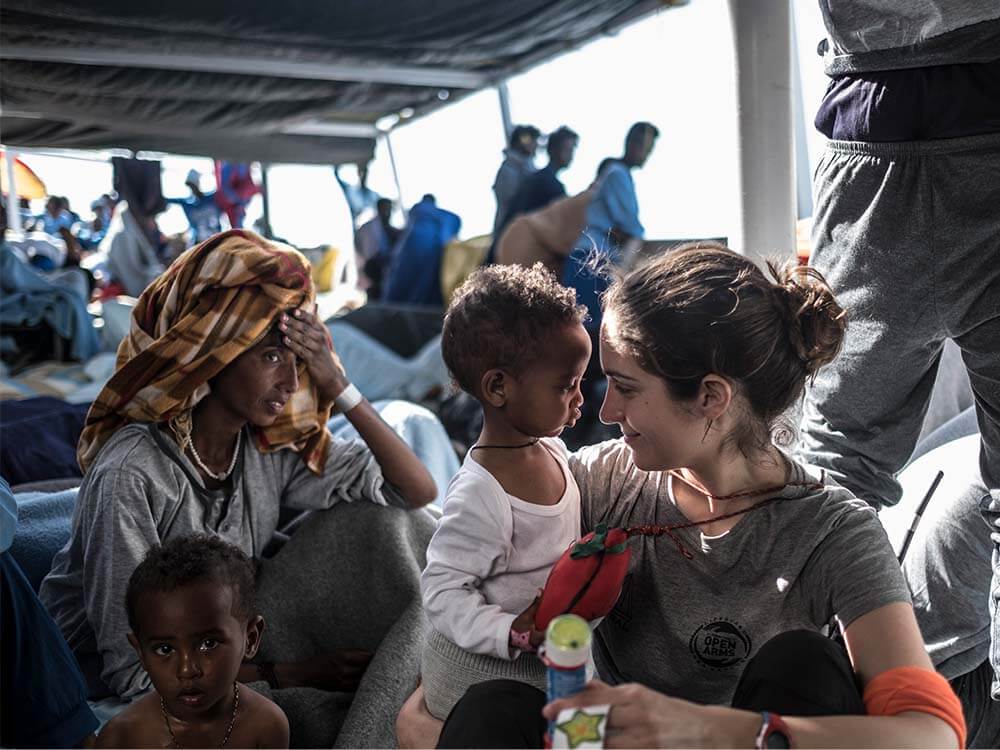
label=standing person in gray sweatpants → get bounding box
[796,4,1000,744]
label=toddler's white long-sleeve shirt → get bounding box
[421,438,581,660]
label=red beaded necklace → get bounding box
[620,468,825,559]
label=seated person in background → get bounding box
[36,195,75,237]
[75,199,108,251]
[40,230,437,701]
[167,169,223,246]
[354,197,400,299]
[96,535,288,749]
[1,476,99,749]
[0,206,100,363]
[421,264,590,719]
[383,195,461,308]
[104,202,165,297]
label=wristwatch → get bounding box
[755,712,792,749]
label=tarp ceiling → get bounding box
[0,0,669,165]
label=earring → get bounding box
[701,418,714,443]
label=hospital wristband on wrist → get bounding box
[334,383,364,412]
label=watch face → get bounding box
[766,730,791,750]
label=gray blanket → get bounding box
[253,499,437,748]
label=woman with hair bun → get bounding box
[399,243,964,749]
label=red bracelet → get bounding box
[509,628,536,652]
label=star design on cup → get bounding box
[556,709,605,749]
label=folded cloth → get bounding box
[496,189,594,277]
[77,229,332,475]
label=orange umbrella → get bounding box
[0,151,48,199]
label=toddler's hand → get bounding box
[511,593,545,649]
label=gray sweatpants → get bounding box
[800,131,1000,721]
[800,131,1000,509]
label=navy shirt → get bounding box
[496,164,567,236]
[816,60,1000,142]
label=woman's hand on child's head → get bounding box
[278,307,348,404]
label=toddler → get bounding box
[95,535,289,748]
[421,263,590,718]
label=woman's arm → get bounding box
[76,471,159,699]
[338,399,438,507]
[279,307,437,508]
[778,602,958,749]
[544,604,959,749]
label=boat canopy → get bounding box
[0,0,666,164]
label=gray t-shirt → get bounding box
[569,440,910,706]
[817,2,1000,74]
[39,422,407,699]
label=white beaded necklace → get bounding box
[189,428,241,482]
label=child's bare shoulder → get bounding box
[239,683,289,748]
[94,693,161,748]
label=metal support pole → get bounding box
[4,149,23,234]
[260,162,272,237]
[383,130,407,221]
[791,4,813,220]
[497,81,514,141]
[727,0,795,265]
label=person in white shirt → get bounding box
[420,263,590,719]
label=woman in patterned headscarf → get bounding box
[39,230,437,707]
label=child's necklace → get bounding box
[470,438,540,451]
[161,681,239,749]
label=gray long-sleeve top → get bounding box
[492,149,534,236]
[39,423,407,699]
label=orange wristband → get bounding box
[863,666,966,748]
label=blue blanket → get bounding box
[0,245,100,362]
[0,397,90,485]
[9,487,78,592]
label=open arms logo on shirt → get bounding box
[689,619,752,669]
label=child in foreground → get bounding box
[95,535,289,749]
[420,263,591,719]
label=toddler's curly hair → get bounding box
[442,263,587,397]
[125,534,256,634]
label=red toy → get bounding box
[535,523,632,631]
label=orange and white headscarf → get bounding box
[77,230,332,475]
